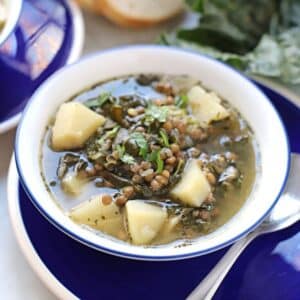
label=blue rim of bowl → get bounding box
[15,45,291,261]
[0,0,84,134]
[0,0,23,46]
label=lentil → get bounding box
[132,174,143,183]
[122,186,135,198]
[155,175,168,185]
[170,143,180,154]
[161,169,170,178]
[166,156,176,165]
[128,108,138,117]
[102,194,113,205]
[151,179,161,191]
[115,195,127,206]
[206,172,216,185]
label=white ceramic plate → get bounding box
[7,157,77,299]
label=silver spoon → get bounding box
[187,153,300,300]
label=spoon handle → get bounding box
[187,232,258,300]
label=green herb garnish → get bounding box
[159,129,170,147]
[147,150,164,173]
[130,132,149,159]
[174,158,184,176]
[175,94,189,109]
[121,154,136,164]
[144,105,168,124]
[156,152,164,173]
[85,92,111,108]
[98,126,119,145]
[116,145,135,164]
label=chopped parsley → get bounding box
[85,92,112,108]
[129,132,149,159]
[147,150,164,173]
[97,126,119,145]
[144,105,168,124]
[116,145,135,165]
[159,129,169,147]
[175,94,189,108]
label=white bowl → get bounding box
[15,46,290,261]
[0,0,22,46]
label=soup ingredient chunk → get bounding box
[171,159,211,207]
[126,200,167,245]
[69,194,122,236]
[52,102,105,151]
[61,172,88,195]
[188,86,229,127]
[42,74,257,246]
[159,215,181,236]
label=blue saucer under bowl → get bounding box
[8,83,300,299]
[0,0,83,133]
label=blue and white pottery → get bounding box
[15,46,290,261]
[0,0,22,45]
[0,0,84,133]
[8,84,300,299]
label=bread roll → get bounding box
[77,0,184,27]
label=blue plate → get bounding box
[14,84,300,299]
[0,0,83,133]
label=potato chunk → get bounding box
[188,86,229,127]
[52,102,105,151]
[61,173,87,195]
[126,201,167,245]
[69,195,122,236]
[171,160,211,207]
[159,215,181,236]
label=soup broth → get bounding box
[41,74,258,246]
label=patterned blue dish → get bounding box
[17,84,300,299]
[0,0,83,133]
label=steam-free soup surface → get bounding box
[41,74,258,246]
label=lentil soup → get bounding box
[41,74,258,246]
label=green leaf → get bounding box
[159,0,300,85]
[159,129,169,147]
[177,23,251,55]
[147,150,164,173]
[247,28,300,84]
[156,152,164,173]
[185,0,204,12]
[144,105,168,124]
[159,33,248,71]
[85,92,111,108]
[246,35,282,77]
[278,0,300,29]
[98,126,119,145]
[130,132,149,159]
[116,145,135,165]
[279,27,300,84]
[175,94,189,109]
[174,158,184,176]
[116,144,125,156]
[182,0,279,54]
[120,154,136,165]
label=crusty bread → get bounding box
[76,0,103,15]
[77,0,184,27]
